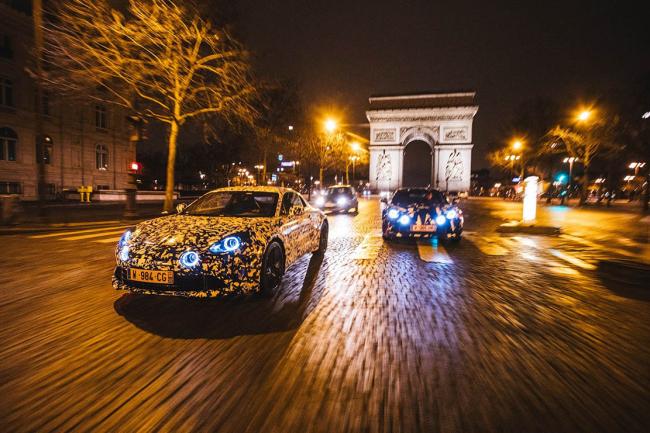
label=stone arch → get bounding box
[400,126,438,150]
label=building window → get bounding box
[0,35,13,59]
[0,181,21,194]
[35,91,50,116]
[0,78,13,107]
[96,144,109,170]
[0,127,17,161]
[95,105,108,129]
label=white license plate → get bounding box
[411,224,436,232]
[129,268,174,284]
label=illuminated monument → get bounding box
[366,92,478,192]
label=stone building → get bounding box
[0,1,134,199]
[367,91,478,193]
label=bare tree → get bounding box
[42,0,256,211]
[544,116,619,205]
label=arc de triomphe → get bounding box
[367,92,478,192]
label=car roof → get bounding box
[327,184,353,188]
[210,186,297,195]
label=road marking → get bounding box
[417,240,453,263]
[352,231,383,260]
[49,220,121,227]
[547,249,596,270]
[59,229,127,241]
[560,233,637,258]
[29,225,127,239]
[464,234,508,256]
[93,237,122,244]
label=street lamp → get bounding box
[288,125,294,131]
[577,109,592,123]
[512,139,523,151]
[563,157,578,196]
[349,155,360,184]
[629,162,646,176]
[324,118,337,134]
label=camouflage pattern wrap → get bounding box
[112,187,326,297]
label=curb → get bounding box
[496,221,561,235]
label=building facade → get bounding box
[0,2,134,199]
[367,92,478,193]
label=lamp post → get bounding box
[563,157,578,189]
[254,164,264,185]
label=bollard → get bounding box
[86,186,93,202]
[522,176,538,222]
[77,186,86,202]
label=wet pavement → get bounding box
[0,198,649,432]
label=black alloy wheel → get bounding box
[260,241,285,295]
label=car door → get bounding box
[279,192,304,264]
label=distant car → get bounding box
[314,185,359,213]
[112,186,328,297]
[381,188,463,241]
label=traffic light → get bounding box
[128,161,142,174]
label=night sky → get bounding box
[235,0,649,168]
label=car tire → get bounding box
[313,222,329,255]
[260,241,285,296]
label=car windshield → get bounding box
[327,187,352,196]
[391,189,446,207]
[184,191,279,217]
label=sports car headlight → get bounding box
[336,196,348,206]
[315,196,325,207]
[118,229,132,248]
[435,215,447,225]
[209,236,242,254]
[387,208,400,220]
[119,245,130,262]
[398,214,411,226]
[445,209,457,219]
[179,250,200,268]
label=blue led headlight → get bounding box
[209,236,242,254]
[179,251,200,268]
[445,209,457,219]
[398,214,411,226]
[387,208,400,220]
[435,215,447,225]
[119,245,130,262]
[118,229,132,248]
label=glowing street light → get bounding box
[351,141,361,152]
[577,109,592,122]
[324,118,337,133]
[288,125,294,131]
[512,139,523,151]
[628,162,646,176]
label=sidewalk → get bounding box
[0,199,195,233]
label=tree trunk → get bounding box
[262,146,267,183]
[163,120,179,212]
[579,163,589,206]
[319,166,324,186]
[345,161,349,184]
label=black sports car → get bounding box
[112,187,328,297]
[381,188,463,241]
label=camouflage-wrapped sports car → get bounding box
[112,187,328,297]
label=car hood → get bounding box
[130,214,275,250]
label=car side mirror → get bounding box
[176,203,187,214]
[452,197,460,205]
[380,197,388,204]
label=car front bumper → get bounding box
[112,266,258,297]
[383,218,463,238]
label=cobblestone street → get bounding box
[1,198,649,433]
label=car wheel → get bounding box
[260,241,285,296]
[313,222,329,255]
